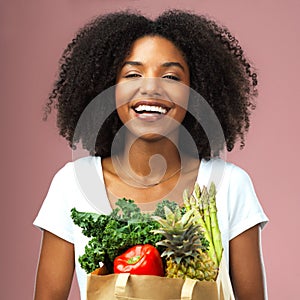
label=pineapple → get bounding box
[152,206,218,281]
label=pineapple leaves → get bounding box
[180,209,195,226]
[71,182,221,280]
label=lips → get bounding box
[135,104,167,114]
[130,100,172,122]
[132,101,171,115]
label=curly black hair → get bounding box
[45,10,258,158]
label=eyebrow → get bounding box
[122,61,185,71]
[161,62,185,71]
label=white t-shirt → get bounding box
[33,156,268,300]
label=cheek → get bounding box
[170,86,190,125]
[115,84,131,124]
[174,105,188,124]
[115,85,126,109]
[163,81,190,108]
[115,80,140,108]
[116,104,128,125]
[167,85,190,122]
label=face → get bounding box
[115,35,190,140]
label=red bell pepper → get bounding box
[113,244,164,276]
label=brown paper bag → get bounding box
[86,256,235,300]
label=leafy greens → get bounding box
[71,198,179,274]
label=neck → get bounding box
[113,131,182,186]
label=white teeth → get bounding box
[134,105,167,114]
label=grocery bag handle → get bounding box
[115,273,130,297]
[181,278,197,300]
[115,273,197,300]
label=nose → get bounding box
[139,77,162,97]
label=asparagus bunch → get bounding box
[183,182,223,267]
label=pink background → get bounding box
[1,0,299,299]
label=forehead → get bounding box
[126,35,187,63]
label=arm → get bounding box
[229,225,267,300]
[34,230,75,300]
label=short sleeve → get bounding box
[33,163,75,243]
[227,165,269,240]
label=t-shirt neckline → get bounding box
[93,156,205,212]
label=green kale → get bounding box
[71,198,163,274]
[152,199,181,218]
[71,209,109,238]
[78,237,107,274]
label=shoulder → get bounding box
[199,158,252,190]
[53,156,101,180]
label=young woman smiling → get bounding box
[34,10,269,300]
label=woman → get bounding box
[34,10,268,299]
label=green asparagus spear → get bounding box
[194,183,201,203]
[183,189,191,211]
[208,182,222,264]
[200,186,212,241]
[184,187,218,266]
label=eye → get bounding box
[163,74,180,81]
[124,73,141,78]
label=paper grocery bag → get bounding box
[215,255,235,300]
[87,256,235,300]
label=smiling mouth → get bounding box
[132,102,170,115]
